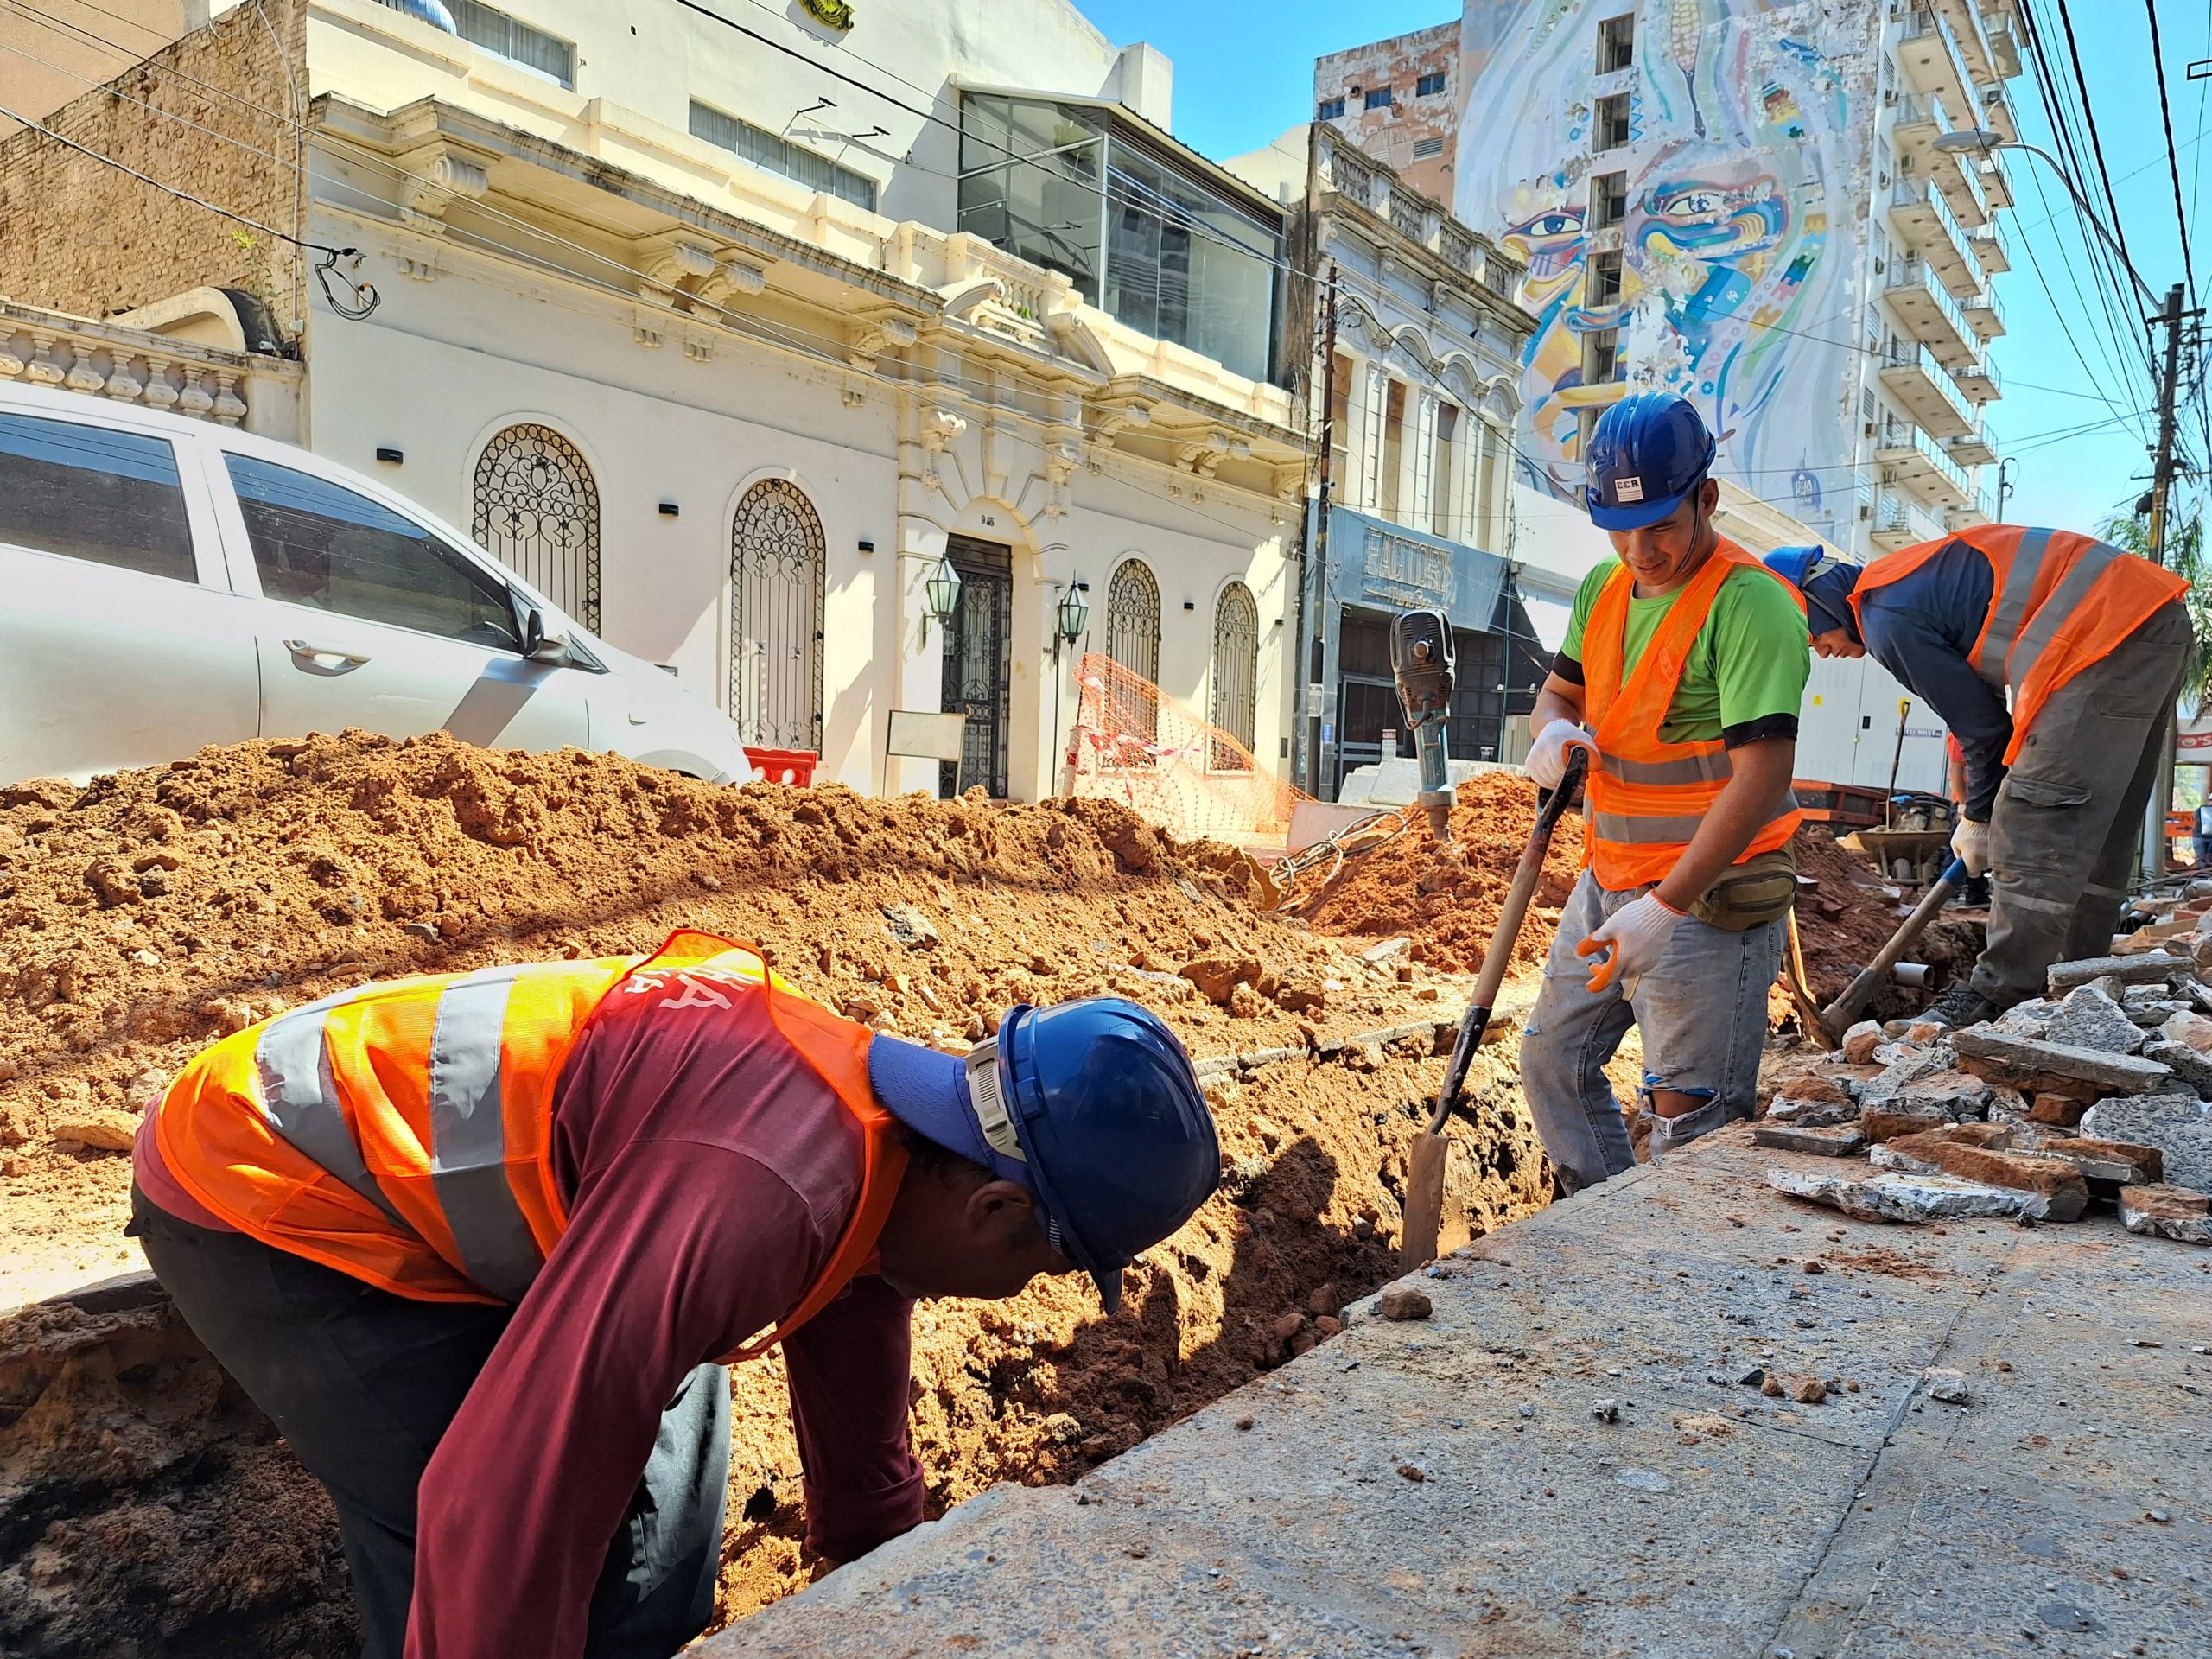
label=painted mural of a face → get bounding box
[1458,0,1861,530]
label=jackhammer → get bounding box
[1390,607,1456,842]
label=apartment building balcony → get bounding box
[1901,6,1977,143]
[1947,419,1998,468]
[1977,153,2014,210]
[1987,22,2023,79]
[1952,350,2001,404]
[1947,491,1995,531]
[1885,257,1980,370]
[1967,219,2009,275]
[1879,341,1976,440]
[1889,175,1980,297]
[1877,416,1973,509]
[1982,86,2020,145]
[1932,0,1996,84]
[1872,493,1950,553]
[1962,284,2005,339]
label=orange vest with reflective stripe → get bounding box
[1582,538,1805,890]
[1851,524,2186,766]
[151,930,906,1361]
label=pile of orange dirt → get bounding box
[1294,774,1585,974]
[0,732,1555,1657]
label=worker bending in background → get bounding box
[1767,527,2188,1026]
[1520,393,1811,1192]
[130,931,1219,1659]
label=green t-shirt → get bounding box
[1560,558,1810,744]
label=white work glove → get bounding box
[1576,891,1686,997]
[1950,817,1992,878]
[1526,719,1594,790]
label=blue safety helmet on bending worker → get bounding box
[1763,546,1862,640]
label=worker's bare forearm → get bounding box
[1530,673,1586,734]
[1651,739,1796,912]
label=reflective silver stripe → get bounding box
[254,997,402,1224]
[1592,810,1711,844]
[2003,539,2121,700]
[1597,747,1733,787]
[427,967,543,1303]
[1973,527,2052,683]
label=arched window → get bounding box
[1104,557,1161,741]
[1209,581,1259,767]
[728,479,826,752]
[471,424,601,631]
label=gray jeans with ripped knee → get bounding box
[1519,868,1782,1193]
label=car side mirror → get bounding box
[520,604,571,664]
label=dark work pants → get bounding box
[130,1189,729,1659]
[1975,601,2194,1005]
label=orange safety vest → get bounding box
[152,929,907,1361]
[1852,524,2186,766]
[1582,537,1804,890]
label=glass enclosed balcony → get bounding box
[957,92,1284,386]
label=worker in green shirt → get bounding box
[1520,394,1811,1191]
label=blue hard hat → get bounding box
[998,998,1218,1311]
[1763,544,1863,639]
[868,998,1218,1313]
[1586,392,1718,529]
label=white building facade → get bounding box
[4,0,1306,801]
[1232,124,1541,796]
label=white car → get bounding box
[0,384,752,786]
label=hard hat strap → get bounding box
[963,1040,1027,1164]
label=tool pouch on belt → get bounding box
[1688,847,1797,931]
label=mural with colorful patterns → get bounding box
[1455,0,1875,539]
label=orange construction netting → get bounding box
[1066,652,1311,849]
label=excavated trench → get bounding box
[0,738,1580,1656]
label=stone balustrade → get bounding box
[0,300,302,437]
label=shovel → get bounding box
[1817,855,1968,1043]
[1401,748,1588,1270]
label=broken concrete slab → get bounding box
[2037,1136,2164,1185]
[1859,1103,1957,1142]
[1840,1019,1883,1064]
[2047,953,2188,994]
[1882,1069,1993,1119]
[2118,1183,2212,1245]
[2159,1009,2212,1052]
[2043,986,2145,1054]
[1752,1123,1867,1156]
[1764,1094,1859,1129]
[1765,1166,2041,1224]
[2079,1095,2212,1195]
[1858,1043,1965,1107]
[1952,1028,2171,1094]
[1868,1137,2088,1222]
[2141,1039,2212,1096]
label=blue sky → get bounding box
[1083,1,2212,543]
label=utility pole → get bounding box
[2148,283,2192,565]
[2141,283,2201,877]
[1303,260,1340,798]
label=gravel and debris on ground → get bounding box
[1757,880,2212,1240]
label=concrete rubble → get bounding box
[1758,934,2212,1245]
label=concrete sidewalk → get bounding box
[703,1126,2211,1659]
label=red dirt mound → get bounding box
[0,732,1555,1656]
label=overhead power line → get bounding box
[2145,0,2200,305]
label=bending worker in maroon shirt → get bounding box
[129,929,1221,1659]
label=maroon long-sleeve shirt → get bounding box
[136,976,925,1659]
